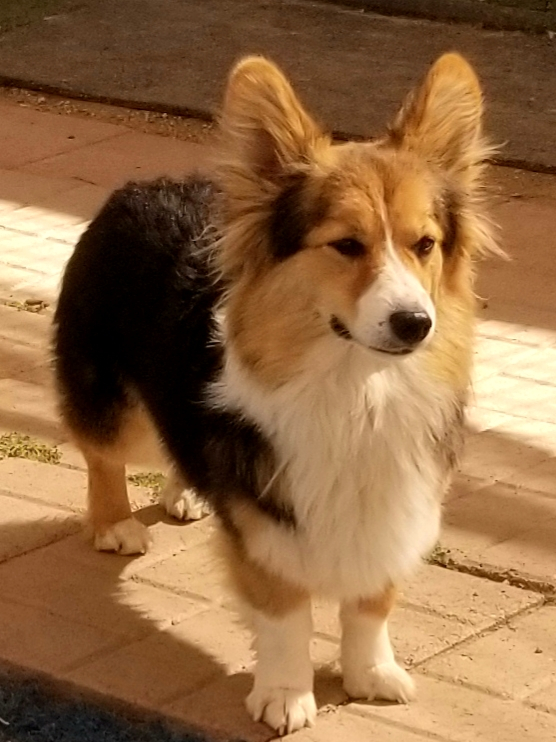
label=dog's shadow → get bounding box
[0,508,346,742]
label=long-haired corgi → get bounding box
[53,53,496,734]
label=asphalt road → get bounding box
[0,0,555,170]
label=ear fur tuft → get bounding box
[389,52,492,184]
[219,56,324,183]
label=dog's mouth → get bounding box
[330,316,353,341]
[330,316,413,356]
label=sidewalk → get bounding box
[0,97,555,741]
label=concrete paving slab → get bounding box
[0,183,107,231]
[49,514,216,579]
[0,168,78,214]
[0,491,80,561]
[0,304,51,348]
[0,456,153,513]
[284,708,440,742]
[21,130,211,188]
[65,606,252,709]
[0,543,206,640]
[0,597,124,674]
[0,378,62,442]
[422,606,556,701]
[348,673,556,741]
[163,673,273,742]
[0,100,126,169]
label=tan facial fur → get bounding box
[217,53,497,390]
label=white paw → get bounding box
[343,661,415,704]
[246,686,317,735]
[94,517,151,555]
[161,483,211,522]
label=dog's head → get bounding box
[217,53,496,381]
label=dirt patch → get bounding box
[0,85,215,144]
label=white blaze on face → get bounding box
[351,239,435,353]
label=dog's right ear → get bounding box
[219,56,325,184]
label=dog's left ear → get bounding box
[389,53,488,183]
[219,56,325,183]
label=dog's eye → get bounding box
[329,238,365,258]
[413,236,435,257]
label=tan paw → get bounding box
[94,517,151,555]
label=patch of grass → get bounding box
[427,543,452,566]
[4,299,50,313]
[127,471,165,498]
[0,432,61,464]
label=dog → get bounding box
[53,52,496,734]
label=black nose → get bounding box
[389,310,432,345]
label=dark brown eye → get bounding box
[413,236,435,258]
[329,238,365,258]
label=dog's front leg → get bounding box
[223,538,316,735]
[340,586,415,703]
[247,598,316,735]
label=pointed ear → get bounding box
[389,53,489,181]
[219,56,325,183]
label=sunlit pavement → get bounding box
[0,99,554,741]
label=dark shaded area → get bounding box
[0,663,220,742]
[320,0,556,35]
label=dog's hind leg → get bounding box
[83,443,150,555]
[340,585,415,703]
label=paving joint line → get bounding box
[0,488,84,516]
[344,704,454,742]
[420,668,556,712]
[409,600,547,674]
[0,523,81,565]
[396,600,484,624]
[129,573,215,608]
[430,552,556,600]
[0,592,139,641]
[9,128,131,170]
[0,223,83,247]
[58,633,153,676]
[466,406,556,423]
[155,669,229,712]
[500,371,556,388]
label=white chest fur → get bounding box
[215,339,452,600]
